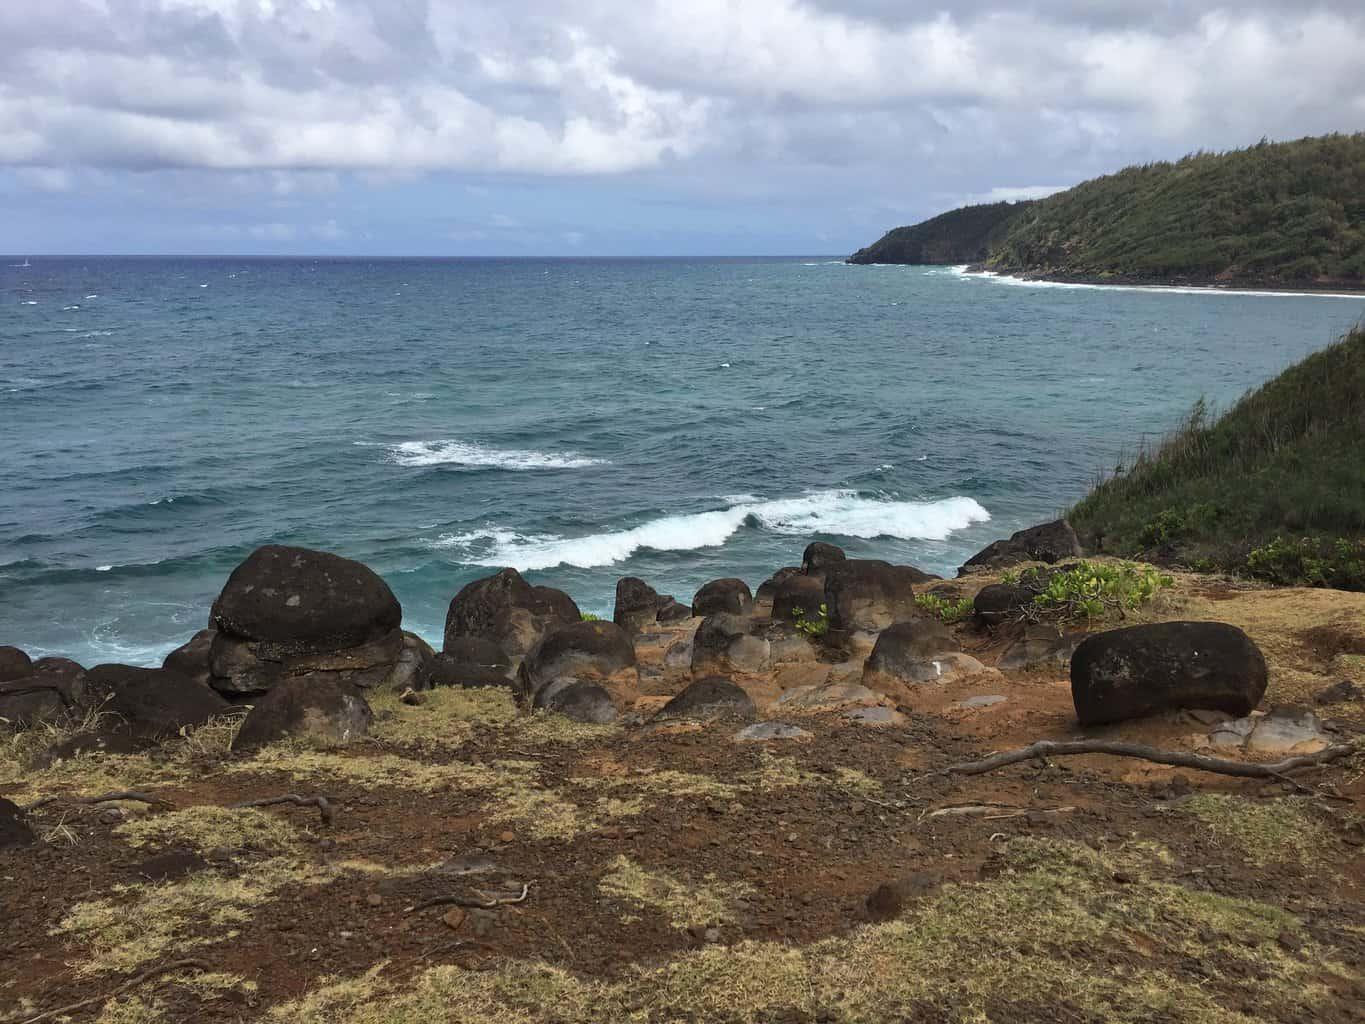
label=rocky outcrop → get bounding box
[802,542,846,576]
[440,636,510,673]
[0,657,88,727]
[823,560,928,632]
[162,629,215,689]
[444,568,580,661]
[863,620,989,700]
[517,620,636,702]
[997,624,1083,672]
[655,596,693,623]
[85,664,229,738]
[693,578,754,618]
[972,583,1035,626]
[424,653,516,691]
[207,545,406,697]
[959,520,1082,575]
[613,577,661,634]
[0,646,33,681]
[691,614,771,675]
[1071,621,1268,726]
[234,676,373,750]
[848,200,1029,266]
[655,677,757,723]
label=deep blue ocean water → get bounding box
[2,256,1361,667]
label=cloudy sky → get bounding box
[3,1,1363,256]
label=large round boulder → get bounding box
[0,646,33,682]
[85,664,230,738]
[424,653,516,691]
[1070,622,1268,726]
[377,631,436,692]
[234,676,373,751]
[691,613,771,675]
[533,678,619,724]
[655,596,694,623]
[517,620,637,701]
[162,629,215,688]
[211,545,401,657]
[823,560,928,632]
[0,657,88,727]
[959,519,1082,575]
[863,621,981,700]
[654,676,757,723]
[692,578,753,618]
[444,568,579,660]
[972,583,1035,626]
[614,577,661,635]
[772,575,827,625]
[440,636,510,673]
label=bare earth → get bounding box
[3,567,1364,1023]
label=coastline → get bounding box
[960,263,1365,298]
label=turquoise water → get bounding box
[2,256,1361,666]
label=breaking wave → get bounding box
[434,490,989,571]
[365,439,608,471]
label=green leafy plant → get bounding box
[580,612,603,622]
[1031,561,1173,624]
[789,604,829,639]
[1245,536,1365,590]
[913,593,974,624]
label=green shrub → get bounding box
[789,604,829,639]
[1031,561,1173,624]
[1245,536,1365,589]
[913,593,974,624]
[580,612,603,622]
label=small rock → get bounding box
[399,688,427,706]
[498,830,515,843]
[734,721,812,742]
[98,808,124,825]
[366,893,383,907]
[775,682,881,712]
[442,907,467,931]
[842,706,906,727]
[1245,707,1330,754]
[0,798,36,850]
[952,695,1006,710]
[703,926,721,944]
[1316,680,1362,706]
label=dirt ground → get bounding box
[3,568,1364,1023]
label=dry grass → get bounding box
[1181,794,1331,866]
[228,746,525,794]
[598,856,754,929]
[265,837,1340,1024]
[114,806,305,855]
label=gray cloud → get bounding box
[1,1,1362,253]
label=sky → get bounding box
[2,1,1363,257]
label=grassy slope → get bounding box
[988,134,1365,285]
[1069,325,1365,587]
[847,201,1028,265]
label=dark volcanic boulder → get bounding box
[998,624,1084,672]
[802,542,847,576]
[1071,621,1268,726]
[655,596,693,623]
[959,520,1082,575]
[424,653,517,691]
[211,545,401,657]
[1,798,35,850]
[614,577,661,635]
[972,583,1035,626]
[86,664,230,738]
[823,560,926,632]
[518,620,637,700]
[377,631,435,692]
[234,676,373,750]
[533,678,619,724]
[0,658,88,727]
[0,646,33,681]
[691,613,771,675]
[862,620,965,697]
[692,578,753,618]
[444,568,579,660]
[655,676,757,723]
[440,636,510,673]
[772,575,827,624]
[163,629,215,688]
[754,568,802,616]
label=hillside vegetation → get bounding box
[847,201,1028,265]
[988,134,1365,286]
[1070,325,1365,589]
[850,134,1365,288]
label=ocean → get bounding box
[2,256,1361,667]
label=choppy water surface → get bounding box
[2,256,1361,665]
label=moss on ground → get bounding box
[265,836,1340,1023]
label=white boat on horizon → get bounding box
[9,258,31,268]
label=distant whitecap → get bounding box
[366,439,607,471]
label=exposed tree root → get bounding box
[17,958,209,1024]
[231,793,336,825]
[24,791,173,812]
[942,740,1357,783]
[407,882,530,913]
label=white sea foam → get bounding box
[21,300,37,305]
[96,564,113,572]
[434,491,990,571]
[62,304,80,310]
[367,439,608,471]
[85,294,98,299]
[953,267,1365,300]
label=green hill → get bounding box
[850,134,1365,288]
[1070,325,1365,589]
[847,201,1028,265]
[988,134,1365,287]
